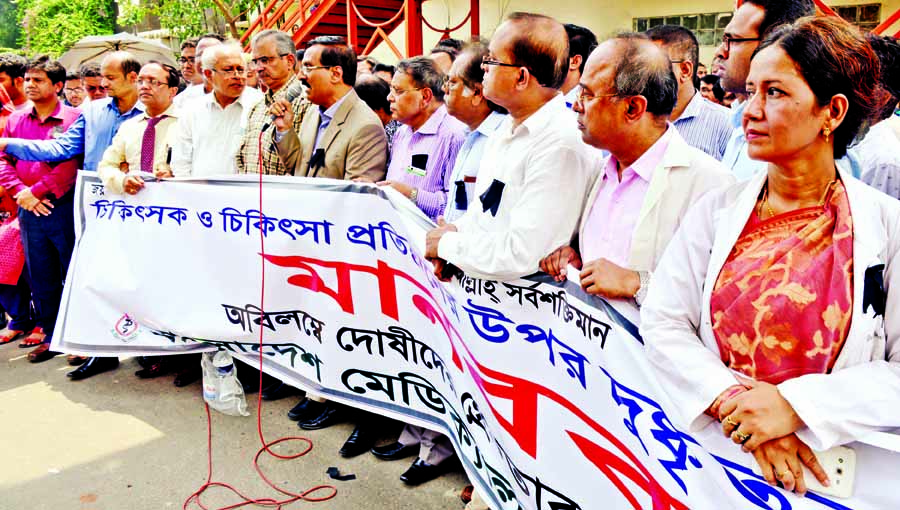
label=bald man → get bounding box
[0,51,144,172]
[540,34,732,304]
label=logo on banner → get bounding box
[112,314,140,342]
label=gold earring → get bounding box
[823,126,831,142]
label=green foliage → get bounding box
[0,0,21,49]
[118,0,211,41]
[18,0,116,56]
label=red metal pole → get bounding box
[347,0,359,54]
[405,0,423,57]
[470,0,480,37]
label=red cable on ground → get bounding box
[183,129,337,510]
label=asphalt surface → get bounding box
[0,345,469,510]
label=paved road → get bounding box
[0,345,468,510]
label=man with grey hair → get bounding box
[540,34,732,306]
[169,43,262,177]
[236,29,310,175]
[173,34,224,108]
[377,56,466,222]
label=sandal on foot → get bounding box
[19,327,45,348]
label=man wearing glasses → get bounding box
[177,38,201,87]
[79,63,107,102]
[424,12,595,282]
[269,36,386,181]
[236,29,310,175]
[170,43,262,178]
[714,0,814,180]
[62,72,87,108]
[538,35,731,306]
[174,34,224,109]
[96,62,179,194]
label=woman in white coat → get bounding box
[641,16,900,496]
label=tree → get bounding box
[18,0,116,56]
[0,0,22,49]
[119,0,259,42]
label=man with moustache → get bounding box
[177,38,200,87]
[0,50,144,377]
[539,34,732,305]
[270,35,387,181]
[79,63,107,102]
[0,56,80,364]
[711,0,814,179]
[236,29,310,175]
[170,43,263,177]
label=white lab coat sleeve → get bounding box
[778,209,900,450]
[640,192,742,432]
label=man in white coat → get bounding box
[540,34,733,305]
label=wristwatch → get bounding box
[635,270,652,306]
[409,188,419,203]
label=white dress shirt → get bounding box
[437,94,598,280]
[173,83,206,110]
[171,87,263,177]
[721,99,767,181]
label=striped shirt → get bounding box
[386,104,467,221]
[672,92,732,160]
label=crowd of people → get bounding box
[0,0,898,507]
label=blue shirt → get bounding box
[442,111,506,222]
[721,100,766,181]
[5,97,144,171]
[672,92,732,160]
[312,91,350,151]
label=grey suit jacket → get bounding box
[275,89,387,181]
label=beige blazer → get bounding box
[578,128,735,272]
[275,89,387,181]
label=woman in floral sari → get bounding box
[641,16,900,495]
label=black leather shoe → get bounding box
[67,356,119,380]
[339,425,378,458]
[298,402,343,430]
[260,381,301,401]
[370,441,419,461]
[135,360,170,379]
[287,398,321,421]
[173,365,201,387]
[400,458,446,486]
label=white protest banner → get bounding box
[55,173,900,510]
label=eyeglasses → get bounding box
[576,88,621,104]
[389,86,423,96]
[481,55,520,68]
[721,34,761,53]
[85,85,106,93]
[442,76,465,91]
[251,54,290,66]
[177,56,196,65]
[300,64,334,74]
[64,87,85,93]
[137,77,168,88]
[212,67,246,77]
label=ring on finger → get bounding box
[723,416,738,428]
[733,431,751,443]
[775,470,789,480]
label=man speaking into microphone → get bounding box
[269,35,387,181]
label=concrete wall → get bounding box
[369,0,900,65]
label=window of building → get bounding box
[834,3,881,32]
[633,12,733,46]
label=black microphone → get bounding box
[262,80,305,132]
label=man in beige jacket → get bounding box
[270,36,387,181]
[540,34,733,306]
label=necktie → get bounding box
[140,115,166,172]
